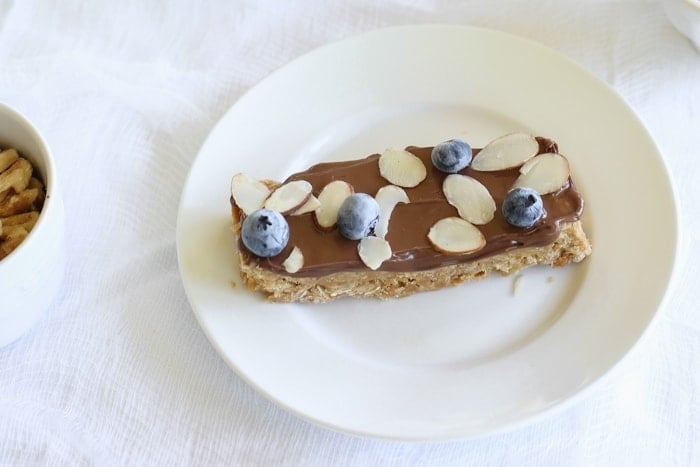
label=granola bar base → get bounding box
[233,202,592,303]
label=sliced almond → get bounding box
[230,173,271,216]
[263,180,312,214]
[374,185,409,239]
[427,217,486,254]
[314,180,354,229]
[357,236,392,270]
[443,174,496,225]
[290,195,320,216]
[471,133,539,171]
[282,246,304,273]
[378,148,427,188]
[512,153,570,195]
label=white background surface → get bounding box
[0,0,697,465]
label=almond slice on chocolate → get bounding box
[374,185,409,239]
[427,217,486,254]
[443,174,496,225]
[263,180,312,214]
[378,148,427,188]
[512,153,570,195]
[230,173,271,216]
[358,236,392,270]
[314,180,354,229]
[282,246,304,273]
[290,195,320,216]
[471,133,539,171]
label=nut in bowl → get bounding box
[0,102,65,348]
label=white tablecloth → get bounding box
[1,1,698,464]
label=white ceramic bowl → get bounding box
[0,102,64,348]
[663,0,700,50]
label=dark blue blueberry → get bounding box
[337,193,380,240]
[241,209,289,257]
[431,139,473,173]
[502,187,545,228]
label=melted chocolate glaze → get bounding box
[236,137,584,276]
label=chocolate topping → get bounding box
[236,137,584,277]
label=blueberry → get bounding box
[502,187,545,228]
[337,193,380,240]
[241,209,289,257]
[431,139,473,173]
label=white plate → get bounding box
[176,25,678,440]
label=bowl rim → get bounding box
[0,101,58,268]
